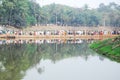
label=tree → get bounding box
[0,1,120,27]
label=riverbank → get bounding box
[90,36,120,62]
[1,25,120,31]
[0,34,118,40]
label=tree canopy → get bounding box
[0,0,120,28]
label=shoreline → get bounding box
[90,36,120,62]
[0,34,118,40]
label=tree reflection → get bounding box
[0,42,97,80]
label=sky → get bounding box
[36,0,120,8]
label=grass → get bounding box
[90,36,120,62]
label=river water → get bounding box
[0,39,120,80]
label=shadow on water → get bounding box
[0,39,118,80]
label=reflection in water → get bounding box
[0,40,120,80]
[0,38,95,44]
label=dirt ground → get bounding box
[2,25,120,32]
[26,25,119,30]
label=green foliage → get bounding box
[0,1,120,27]
[111,47,120,55]
[0,0,40,27]
[90,36,120,62]
[99,45,112,53]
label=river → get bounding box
[0,39,120,80]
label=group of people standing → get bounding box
[4,29,120,36]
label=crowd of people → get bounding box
[0,38,96,45]
[1,29,120,36]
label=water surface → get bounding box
[0,39,120,80]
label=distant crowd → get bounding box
[1,29,120,36]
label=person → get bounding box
[29,32,32,35]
